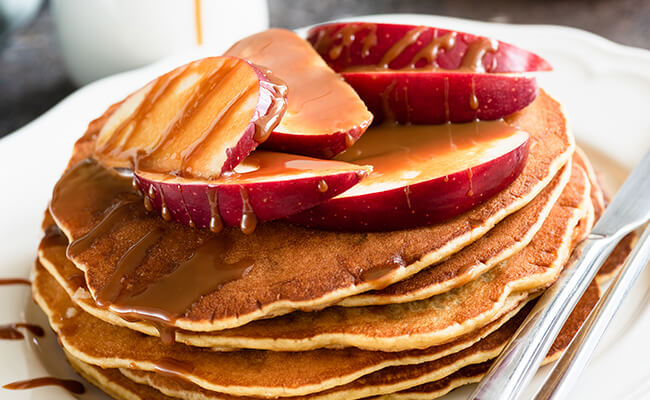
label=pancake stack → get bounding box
[33,25,634,400]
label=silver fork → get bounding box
[469,149,650,400]
[534,225,650,399]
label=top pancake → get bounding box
[48,90,573,332]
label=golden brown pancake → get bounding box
[37,161,587,352]
[595,232,637,285]
[574,147,606,221]
[60,281,600,400]
[48,91,574,333]
[340,160,571,307]
[121,163,589,352]
[33,260,526,398]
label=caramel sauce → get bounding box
[66,199,135,259]
[409,31,457,68]
[359,255,405,289]
[154,358,195,381]
[317,179,328,193]
[103,235,253,341]
[159,189,171,221]
[3,377,85,394]
[379,26,427,68]
[320,23,378,60]
[239,187,257,235]
[0,278,31,286]
[194,0,203,46]
[469,76,479,111]
[404,185,412,209]
[380,80,398,124]
[206,189,223,233]
[96,228,164,305]
[0,323,44,340]
[467,168,475,197]
[460,37,499,72]
[335,120,526,194]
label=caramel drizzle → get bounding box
[469,76,479,111]
[317,179,328,193]
[318,23,378,60]
[239,187,257,235]
[159,188,171,221]
[96,228,164,305]
[104,236,253,343]
[378,26,427,68]
[460,37,499,72]
[206,189,223,233]
[408,30,457,68]
[0,278,31,286]
[344,133,356,147]
[404,185,412,209]
[251,68,289,142]
[67,199,135,259]
[380,80,398,124]
[0,323,44,340]
[177,185,196,228]
[3,377,85,394]
[467,167,475,197]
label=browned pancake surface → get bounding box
[48,91,573,332]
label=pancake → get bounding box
[574,147,607,221]
[340,158,571,307]
[122,163,590,352]
[36,159,567,345]
[48,91,574,333]
[595,232,637,284]
[37,161,586,352]
[59,281,600,400]
[33,260,526,398]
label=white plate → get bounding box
[0,13,649,400]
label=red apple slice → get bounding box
[342,71,538,124]
[306,22,550,124]
[225,29,374,158]
[95,56,288,178]
[134,151,371,233]
[287,120,529,231]
[307,22,552,73]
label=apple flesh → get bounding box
[306,22,549,124]
[225,29,374,158]
[287,121,530,231]
[94,56,288,178]
[307,22,552,73]
[134,151,371,231]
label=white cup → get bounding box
[51,0,269,86]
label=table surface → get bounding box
[1,0,648,138]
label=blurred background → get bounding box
[1,0,648,138]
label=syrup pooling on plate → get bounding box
[3,377,85,394]
[334,120,528,196]
[0,323,44,340]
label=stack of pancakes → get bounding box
[34,91,634,399]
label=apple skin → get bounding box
[286,138,530,231]
[134,158,371,229]
[342,71,538,124]
[306,22,552,73]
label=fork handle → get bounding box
[469,234,621,400]
[535,227,650,400]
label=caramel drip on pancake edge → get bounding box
[3,377,85,394]
[105,236,254,344]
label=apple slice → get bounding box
[307,22,552,73]
[134,151,371,233]
[95,56,288,178]
[287,120,529,231]
[225,29,374,158]
[306,22,550,124]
